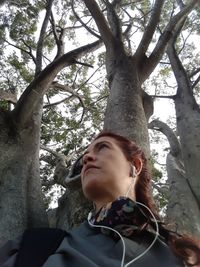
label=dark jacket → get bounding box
[0,221,184,267]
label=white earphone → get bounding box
[131,164,137,178]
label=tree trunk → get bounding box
[0,102,48,246]
[164,29,200,236]
[104,47,151,158]
[166,153,200,237]
[175,97,200,206]
[149,118,200,236]
[56,189,92,231]
[165,39,200,236]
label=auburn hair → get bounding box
[94,131,200,267]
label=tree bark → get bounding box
[149,119,200,237]
[167,34,200,214]
[0,40,102,245]
[0,102,48,246]
[104,52,151,157]
[166,153,200,237]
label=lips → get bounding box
[84,164,99,175]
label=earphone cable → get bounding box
[88,200,159,267]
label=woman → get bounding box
[0,131,200,267]
[80,131,200,267]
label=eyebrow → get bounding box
[83,140,111,155]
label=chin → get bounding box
[82,179,105,200]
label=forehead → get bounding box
[87,136,119,150]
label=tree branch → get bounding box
[35,0,54,75]
[176,0,185,9]
[71,0,101,39]
[83,0,114,48]
[150,94,175,99]
[0,89,17,104]
[45,82,85,109]
[135,0,165,59]
[166,24,198,106]
[148,119,181,157]
[20,38,37,64]
[50,11,67,59]
[177,27,193,55]
[152,181,169,196]
[3,38,36,64]
[41,179,57,188]
[192,74,200,89]
[76,63,103,92]
[43,96,71,108]
[140,0,198,82]
[189,67,200,78]
[74,60,93,68]
[12,39,102,126]
[50,11,59,45]
[104,0,122,40]
[40,144,71,187]
[50,11,60,55]
[47,82,86,123]
[40,144,64,159]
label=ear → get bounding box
[133,157,143,176]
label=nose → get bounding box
[83,151,96,164]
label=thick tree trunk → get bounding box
[165,31,200,236]
[56,189,92,231]
[175,97,200,207]
[167,40,200,226]
[104,49,151,157]
[0,40,102,243]
[0,102,48,246]
[149,119,200,236]
[166,153,200,237]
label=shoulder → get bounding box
[0,228,67,267]
[0,235,21,266]
[135,231,184,267]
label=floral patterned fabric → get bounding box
[90,196,155,238]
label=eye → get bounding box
[98,143,109,150]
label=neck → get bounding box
[94,195,136,214]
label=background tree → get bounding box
[77,0,200,236]
[0,0,199,246]
[0,0,102,245]
[149,4,200,235]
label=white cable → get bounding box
[87,218,126,267]
[123,169,159,265]
[88,200,159,267]
[125,175,135,198]
[124,201,159,267]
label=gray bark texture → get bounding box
[56,189,92,231]
[166,153,200,237]
[0,39,102,244]
[104,51,151,157]
[175,99,200,206]
[0,103,48,246]
[149,119,200,237]
[165,33,200,236]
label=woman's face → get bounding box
[81,136,135,207]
